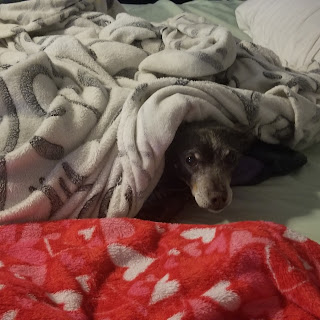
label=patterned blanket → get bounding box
[0,0,320,224]
[0,218,320,319]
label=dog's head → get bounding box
[166,120,253,212]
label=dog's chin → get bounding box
[207,208,224,213]
[206,200,232,213]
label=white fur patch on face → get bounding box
[191,174,232,212]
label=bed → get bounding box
[121,0,320,244]
[0,0,320,318]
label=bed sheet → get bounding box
[124,0,251,40]
[179,143,320,243]
[124,0,320,243]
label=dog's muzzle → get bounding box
[191,176,233,212]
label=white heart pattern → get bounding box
[167,312,185,320]
[108,243,156,281]
[181,228,216,244]
[168,249,181,256]
[44,233,61,257]
[76,275,91,293]
[47,290,82,311]
[156,224,166,234]
[78,227,96,241]
[283,228,308,243]
[150,274,180,305]
[1,310,18,320]
[203,280,240,312]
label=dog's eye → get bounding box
[185,154,198,167]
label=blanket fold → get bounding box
[0,218,320,319]
[0,0,319,223]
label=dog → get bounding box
[165,119,254,212]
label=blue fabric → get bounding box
[231,141,308,186]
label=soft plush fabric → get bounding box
[0,218,320,319]
[231,140,308,186]
[122,0,320,253]
[0,0,320,224]
[178,142,320,243]
[235,0,320,71]
[124,0,251,41]
[136,142,308,223]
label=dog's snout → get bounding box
[190,173,233,212]
[211,193,228,211]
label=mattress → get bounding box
[180,144,320,243]
[124,0,251,41]
[124,0,320,243]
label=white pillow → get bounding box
[235,0,320,71]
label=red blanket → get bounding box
[0,218,320,320]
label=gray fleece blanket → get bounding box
[0,0,319,224]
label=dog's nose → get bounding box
[210,194,228,211]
